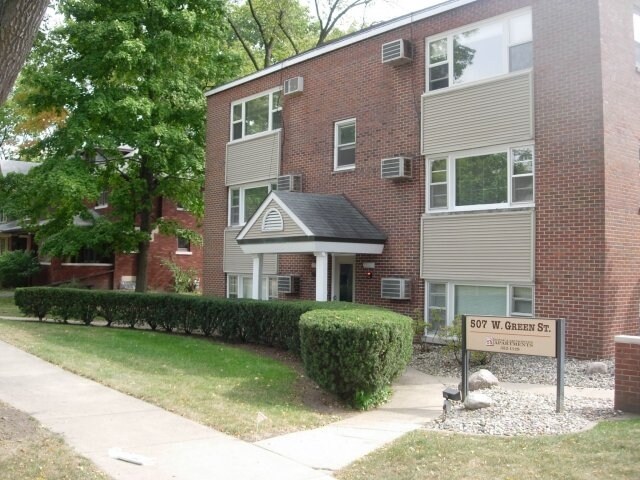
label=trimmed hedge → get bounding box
[14,287,412,409]
[13,287,372,353]
[299,309,413,409]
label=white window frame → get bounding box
[226,274,278,300]
[176,236,192,255]
[426,143,534,212]
[424,281,534,330]
[334,118,356,171]
[229,88,282,142]
[228,180,277,227]
[425,8,532,92]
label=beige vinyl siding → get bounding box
[243,200,306,240]
[421,210,534,283]
[422,72,533,155]
[226,131,281,186]
[223,228,277,274]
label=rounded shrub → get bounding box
[299,309,413,409]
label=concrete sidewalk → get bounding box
[0,339,614,479]
[0,340,332,480]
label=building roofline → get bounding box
[204,0,477,97]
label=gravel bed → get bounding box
[412,346,619,436]
[411,346,614,389]
[429,387,619,436]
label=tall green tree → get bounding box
[0,0,49,105]
[11,0,236,292]
[226,0,316,73]
[227,0,374,73]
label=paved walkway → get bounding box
[0,340,614,479]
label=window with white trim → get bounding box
[634,7,640,67]
[177,236,191,253]
[334,118,356,170]
[425,282,533,329]
[230,89,282,141]
[228,181,277,226]
[227,274,278,300]
[427,10,532,91]
[427,145,534,211]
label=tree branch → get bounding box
[278,9,300,55]
[226,15,260,71]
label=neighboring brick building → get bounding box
[0,160,202,292]
[203,0,640,358]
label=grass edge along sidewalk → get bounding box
[0,320,347,440]
[337,419,640,480]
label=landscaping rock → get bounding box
[586,362,608,375]
[464,392,493,410]
[469,369,499,391]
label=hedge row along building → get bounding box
[203,0,640,359]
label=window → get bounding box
[429,159,448,209]
[65,247,112,264]
[427,283,447,331]
[228,181,277,226]
[177,236,191,253]
[227,274,278,300]
[426,282,533,329]
[427,145,534,211]
[634,8,640,67]
[334,119,356,170]
[230,89,282,141]
[96,190,108,208]
[427,10,532,91]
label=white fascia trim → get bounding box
[615,335,640,345]
[239,241,384,255]
[236,192,313,241]
[60,263,114,267]
[204,0,478,97]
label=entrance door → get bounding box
[333,256,355,302]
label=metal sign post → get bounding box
[556,318,565,413]
[461,315,469,401]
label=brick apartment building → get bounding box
[203,0,640,359]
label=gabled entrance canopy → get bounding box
[236,191,386,301]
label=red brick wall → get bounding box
[615,337,640,413]
[600,0,640,355]
[204,0,640,357]
[45,259,113,289]
[204,0,530,317]
[533,0,640,358]
[114,198,203,291]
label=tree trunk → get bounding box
[134,157,155,293]
[135,233,150,293]
[0,0,49,105]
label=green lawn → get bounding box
[338,419,640,480]
[0,295,21,317]
[0,320,344,440]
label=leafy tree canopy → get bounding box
[5,0,237,291]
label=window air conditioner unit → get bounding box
[277,174,302,192]
[381,39,412,65]
[278,275,300,294]
[284,76,304,96]
[381,157,412,180]
[381,278,411,300]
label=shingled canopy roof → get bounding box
[236,191,386,252]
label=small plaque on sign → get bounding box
[465,316,557,358]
